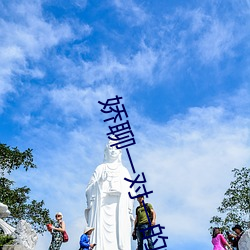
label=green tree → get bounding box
[0,143,52,233]
[210,167,250,232]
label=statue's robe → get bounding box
[85,163,134,250]
[239,229,250,250]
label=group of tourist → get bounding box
[212,224,245,250]
[47,212,96,250]
[47,140,158,250]
[48,208,247,250]
[47,140,247,250]
[48,207,247,250]
[48,195,156,250]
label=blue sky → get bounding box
[1,0,250,249]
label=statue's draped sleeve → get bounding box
[85,164,104,247]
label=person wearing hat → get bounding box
[230,225,244,250]
[79,227,96,250]
[49,212,66,250]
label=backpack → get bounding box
[136,203,153,224]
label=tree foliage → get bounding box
[0,234,14,246]
[210,167,250,232]
[0,144,36,175]
[0,143,52,233]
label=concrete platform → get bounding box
[1,245,26,250]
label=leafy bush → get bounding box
[0,234,14,246]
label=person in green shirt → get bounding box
[132,196,156,250]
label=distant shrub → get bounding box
[0,234,14,246]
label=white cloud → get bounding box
[48,84,118,119]
[73,0,87,9]
[82,48,127,85]
[127,43,158,84]
[159,7,240,67]
[112,0,148,26]
[0,1,74,110]
[189,8,210,33]
[196,20,235,63]
[224,84,250,115]
[0,45,25,110]
[81,45,158,86]
[0,2,73,58]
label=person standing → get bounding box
[79,227,96,250]
[211,227,232,250]
[133,195,156,250]
[48,212,66,250]
[231,225,244,250]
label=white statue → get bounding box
[13,220,38,250]
[239,229,250,250]
[85,139,134,250]
[0,202,15,235]
[0,203,38,250]
[0,202,11,218]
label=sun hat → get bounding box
[84,227,95,234]
[55,212,63,218]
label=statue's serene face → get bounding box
[107,141,121,161]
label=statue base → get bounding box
[1,245,26,250]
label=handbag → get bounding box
[62,231,69,242]
[46,224,52,232]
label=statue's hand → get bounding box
[102,170,108,181]
[130,213,135,222]
[86,195,95,210]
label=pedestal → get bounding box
[1,245,26,250]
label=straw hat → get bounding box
[84,227,95,234]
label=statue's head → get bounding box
[103,138,122,163]
[0,202,10,218]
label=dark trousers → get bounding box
[136,223,154,250]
